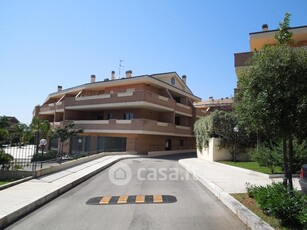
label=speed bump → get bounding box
[86,195,177,205]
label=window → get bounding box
[107,114,112,120]
[179,139,184,147]
[96,115,104,120]
[124,113,134,120]
[175,116,181,125]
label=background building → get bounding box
[234,24,307,80]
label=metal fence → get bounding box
[0,135,128,172]
[70,136,127,156]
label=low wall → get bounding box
[197,138,232,161]
[197,138,251,162]
[0,170,33,180]
[0,151,137,180]
[34,151,137,178]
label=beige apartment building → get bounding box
[234,24,307,78]
[34,71,205,155]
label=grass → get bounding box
[219,161,282,174]
[232,193,287,230]
[0,180,14,186]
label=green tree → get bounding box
[0,128,8,146]
[275,12,293,45]
[211,110,255,160]
[194,110,255,161]
[250,143,283,174]
[12,123,28,147]
[235,13,307,190]
[30,117,51,154]
[0,116,9,129]
[52,123,83,160]
[30,117,51,139]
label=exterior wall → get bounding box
[35,73,201,155]
[197,138,232,161]
[197,138,251,162]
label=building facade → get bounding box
[34,71,204,155]
[234,24,307,79]
[194,97,233,114]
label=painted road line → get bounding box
[117,195,129,204]
[135,195,145,203]
[153,195,163,203]
[99,196,112,205]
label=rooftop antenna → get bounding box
[119,60,124,78]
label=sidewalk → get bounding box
[179,158,301,230]
[0,155,135,229]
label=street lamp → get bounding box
[78,138,82,157]
[233,126,239,163]
[39,139,47,168]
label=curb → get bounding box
[0,156,133,229]
[0,176,33,191]
[179,160,274,230]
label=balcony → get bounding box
[196,109,208,118]
[234,52,253,67]
[39,102,64,115]
[64,91,192,115]
[38,91,193,117]
[71,119,194,137]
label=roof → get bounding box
[195,98,233,107]
[45,71,201,102]
[249,25,307,35]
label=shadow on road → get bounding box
[149,152,197,161]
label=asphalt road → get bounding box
[6,155,248,230]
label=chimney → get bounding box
[262,24,268,31]
[111,71,115,80]
[182,75,187,84]
[91,74,96,83]
[57,85,62,92]
[125,70,132,78]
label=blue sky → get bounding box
[1,0,307,124]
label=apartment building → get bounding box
[34,71,204,155]
[234,24,307,79]
[194,97,233,114]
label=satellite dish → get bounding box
[39,139,47,146]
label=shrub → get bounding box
[247,183,307,228]
[31,150,57,162]
[292,139,307,173]
[250,144,282,174]
[0,149,13,170]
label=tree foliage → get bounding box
[30,117,51,139]
[52,123,83,156]
[0,149,13,170]
[194,115,213,150]
[235,13,307,190]
[250,143,283,174]
[275,12,293,45]
[194,110,255,158]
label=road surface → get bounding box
[7,155,248,230]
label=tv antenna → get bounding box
[119,60,124,78]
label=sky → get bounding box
[1,0,307,124]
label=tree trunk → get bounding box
[288,136,294,191]
[282,138,288,188]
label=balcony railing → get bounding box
[196,109,209,118]
[39,102,65,114]
[39,90,192,116]
[70,119,193,136]
[234,52,253,67]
